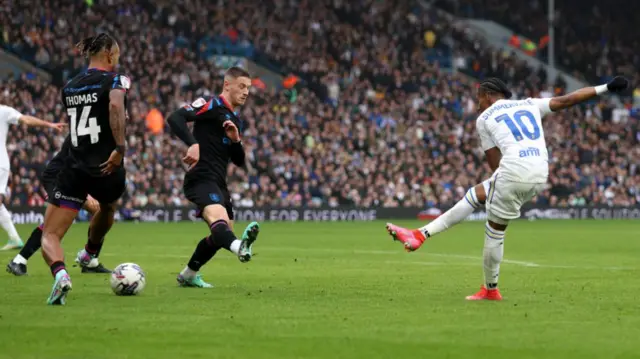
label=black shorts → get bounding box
[183,180,234,220]
[48,166,126,211]
[41,162,64,200]
[42,171,56,199]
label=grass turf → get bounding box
[0,220,639,359]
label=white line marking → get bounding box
[98,247,635,271]
[384,260,476,267]
[423,253,540,267]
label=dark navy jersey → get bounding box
[44,135,72,175]
[178,96,245,185]
[61,68,130,176]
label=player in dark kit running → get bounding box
[42,33,129,305]
[6,136,111,276]
[167,66,260,288]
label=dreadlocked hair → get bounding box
[479,78,513,99]
[76,33,117,58]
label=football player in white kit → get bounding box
[0,105,65,250]
[386,76,629,300]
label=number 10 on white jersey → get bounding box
[67,106,101,146]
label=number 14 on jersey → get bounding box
[67,106,101,146]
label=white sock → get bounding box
[13,254,27,265]
[0,205,21,242]
[229,239,242,255]
[420,187,481,238]
[483,223,505,289]
[181,266,197,278]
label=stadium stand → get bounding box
[0,0,638,210]
[434,0,640,88]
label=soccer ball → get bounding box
[110,263,146,296]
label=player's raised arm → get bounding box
[548,76,629,112]
[18,115,67,132]
[0,105,65,132]
[167,99,218,170]
[166,105,199,147]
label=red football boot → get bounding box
[386,223,426,252]
[465,286,503,301]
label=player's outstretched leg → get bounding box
[239,221,260,262]
[0,203,23,251]
[466,220,505,301]
[178,235,220,288]
[386,184,486,251]
[41,205,77,305]
[75,197,111,273]
[177,205,251,288]
[6,224,44,276]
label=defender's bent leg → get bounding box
[178,204,256,288]
[83,196,100,215]
[178,204,232,288]
[42,206,77,267]
[41,205,77,305]
[85,200,114,256]
[75,197,113,273]
[202,204,242,255]
[227,199,260,262]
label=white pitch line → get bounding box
[384,260,477,267]
[98,247,635,271]
[262,247,541,267]
[423,253,540,267]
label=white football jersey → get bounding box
[0,105,21,169]
[476,98,552,183]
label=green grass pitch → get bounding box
[1,220,639,359]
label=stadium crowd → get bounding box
[0,0,638,210]
[435,0,640,90]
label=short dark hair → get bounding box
[479,78,512,99]
[225,66,251,79]
[76,33,118,58]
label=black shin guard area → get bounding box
[19,226,43,260]
[86,227,105,256]
[187,237,219,271]
[208,220,236,250]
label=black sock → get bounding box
[85,228,104,257]
[187,236,220,271]
[487,283,498,289]
[95,239,104,256]
[209,220,237,250]
[50,261,66,277]
[18,225,43,260]
[85,241,103,256]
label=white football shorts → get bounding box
[482,170,546,224]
